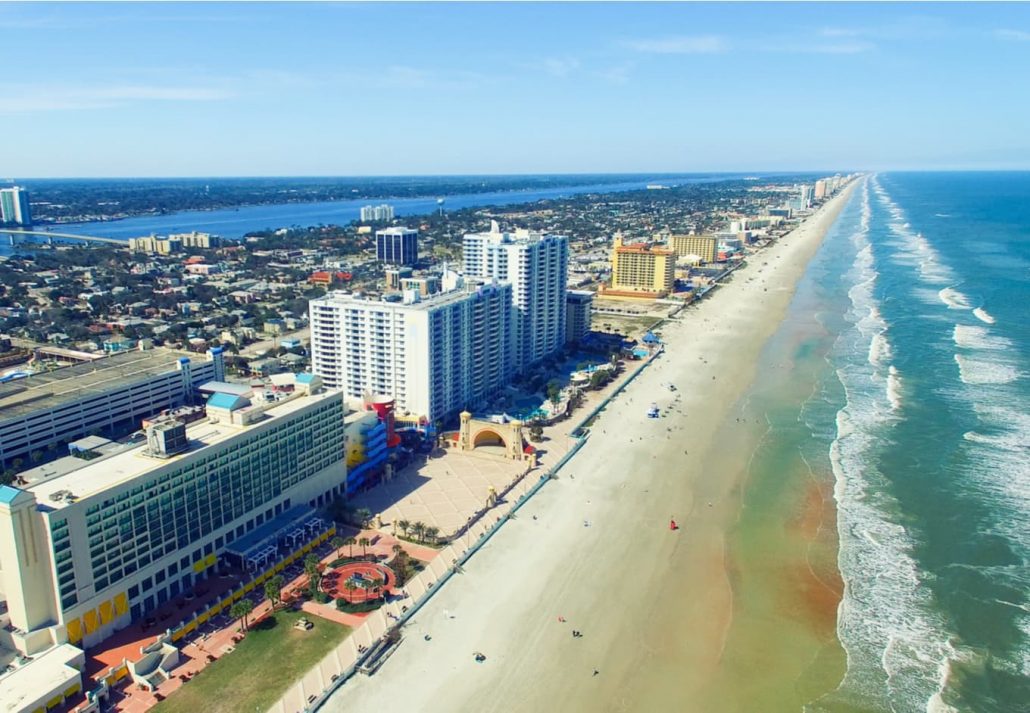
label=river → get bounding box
[24,174,750,243]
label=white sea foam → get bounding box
[952,325,1011,351]
[887,366,903,411]
[825,187,963,711]
[869,332,892,368]
[960,402,1030,577]
[972,308,996,325]
[954,355,1022,385]
[938,287,972,310]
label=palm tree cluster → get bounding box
[395,519,439,544]
[263,574,285,610]
[230,598,254,632]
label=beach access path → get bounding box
[321,182,861,713]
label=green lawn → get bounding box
[153,610,350,713]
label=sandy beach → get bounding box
[323,182,860,713]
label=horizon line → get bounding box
[7,168,1030,182]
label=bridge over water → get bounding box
[0,227,125,246]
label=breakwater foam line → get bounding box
[817,176,957,712]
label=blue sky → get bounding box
[2,2,1029,176]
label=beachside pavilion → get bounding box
[221,506,330,573]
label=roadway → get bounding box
[0,228,124,246]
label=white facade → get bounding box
[360,204,395,222]
[0,384,346,654]
[309,280,513,423]
[0,348,225,469]
[0,186,32,225]
[463,223,568,372]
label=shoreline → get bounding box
[322,182,860,713]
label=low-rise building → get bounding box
[0,347,225,470]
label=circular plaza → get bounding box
[322,561,397,603]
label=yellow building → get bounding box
[607,235,676,297]
[669,234,717,264]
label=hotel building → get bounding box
[375,227,419,266]
[0,375,346,655]
[462,223,568,372]
[669,234,718,264]
[607,234,677,297]
[309,278,513,423]
[0,347,225,471]
[565,290,594,344]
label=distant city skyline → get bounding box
[2,2,1029,176]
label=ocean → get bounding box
[796,173,1030,711]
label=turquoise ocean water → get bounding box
[799,173,1029,711]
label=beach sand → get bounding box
[323,182,859,713]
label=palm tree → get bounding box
[424,526,439,545]
[345,536,357,558]
[230,599,254,632]
[412,521,426,544]
[304,554,322,596]
[366,574,383,602]
[342,579,359,603]
[358,537,370,560]
[397,519,411,538]
[332,536,345,560]
[355,507,372,529]
[264,579,279,608]
[391,543,403,556]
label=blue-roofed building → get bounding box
[206,392,250,410]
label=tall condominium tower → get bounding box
[0,186,32,226]
[462,222,568,373]
[309,278,513,423]
[375,227,419,266]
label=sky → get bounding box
[2,2,1030,177]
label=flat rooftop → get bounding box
[0,347,205,420]
[25,389,340,510]
[0,643,83,713]
[316,279,505,311]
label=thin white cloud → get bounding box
[337,65,487,91]
[817,17,949,41]
[770,40,876,55]
[596,63,634,85]
[541,57,581,78]
[0,84,233,113]
[622,35,727,54]
[995,29,1030,42]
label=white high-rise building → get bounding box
[799,184,814,209]
[309,278,513,423]
[0,186,32,225]
[463,222,568,372]
[360,204,395,222]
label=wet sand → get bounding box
[322,182,859,713]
